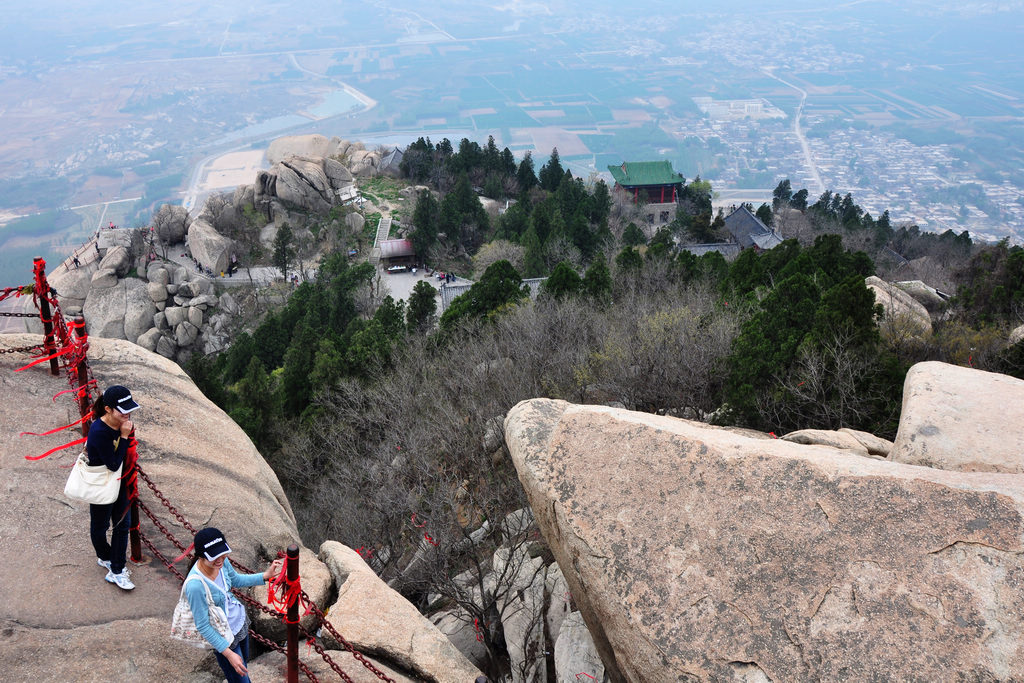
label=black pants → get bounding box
[89,484,130,573]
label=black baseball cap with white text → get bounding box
[193,527,232,561]
[103,385,139,414]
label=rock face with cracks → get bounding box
[504,397,1024,682]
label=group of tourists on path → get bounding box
[85,383,281,681]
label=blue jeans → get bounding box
[89,484,130,573]
[214,631,251,683]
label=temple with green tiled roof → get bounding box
[608,161,685,204]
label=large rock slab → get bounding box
[98,245,132,278]
[0,334,326,681]
[123,278,157,343]
[187,218,234,275]
[504,398,1024,682]
[891,361,1024,473]
[318,541,483,682]
[83,279,129,339]
[866,275,932,337]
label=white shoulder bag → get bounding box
[170,576,234,648]
[64,451,121,505]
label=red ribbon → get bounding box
[15,344,74,372]
[19,413,90,436]
[24,436,87,461]
[267,559,311,624]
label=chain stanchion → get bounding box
[287,545,300,683]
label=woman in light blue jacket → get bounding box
[185,527,283,682]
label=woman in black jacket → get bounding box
[86,384,139,590]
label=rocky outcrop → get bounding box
[267,134,347,165]
[53,257,235,364]
[890,361,1024,473]
[318,541,484,682]
[866,275,932,338]
[187,218,234,276]
[1011,323,1024,346]
[505,397,1024,682]
[894,279,948,312]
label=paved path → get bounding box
[161,248,281,286]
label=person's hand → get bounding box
[263,558,284,581]
[119,419,134,437]
[222,648,248,676]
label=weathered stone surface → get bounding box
[504,398,1024,682]
[554,612,605,683]
[219,292,239,315]
[155,333,176,358]
[894,280,948,311]
[838,427,893,457]
[495,546,547,683]
[146,281,168,303]
[318,541,483,682]
[136,327,161,352]
[188,294,219,308]
[50,267,94,310]
[154,300,166,312]
[187,218,234,275]
[83,280,128,339]
[123,279,157,343]
[171,266,189,286]
[0,334,310,681]
[780,428,869,455]
[545,562,572,645]
[890,361,1024,473]
[148,266,170,286]
[866,275,932,337]
[164,305,187,328]
[267,134,339,164]
[1011,324,1024,347]
[187,306,203,329]
[429,608,488,670]
[345,211,365,233]
[324,156,354,189]
[175,320,199,347]
[98,245,132,277]
[276,158,334,213]
[90,268,118,290]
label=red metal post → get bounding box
[74,316,91,437]
[286,544,300,683]
[33,257,60,376]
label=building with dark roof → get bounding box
[723,205,783,251]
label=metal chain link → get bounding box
[136,465,197,535]
[249,630,321,682]
[0,312,40,317]
[0,344,44,354]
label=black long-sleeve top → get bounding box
[86,418,127,472]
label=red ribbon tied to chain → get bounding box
[267,553,312,624]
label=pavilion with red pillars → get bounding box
[607,160,685,204]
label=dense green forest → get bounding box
[186,136,1024,680]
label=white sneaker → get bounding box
[105,569,135,590]
[97,558,111,570]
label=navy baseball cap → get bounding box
[194,527,232,561]
[103,385,139,414]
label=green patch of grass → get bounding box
[358,177,407,203]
